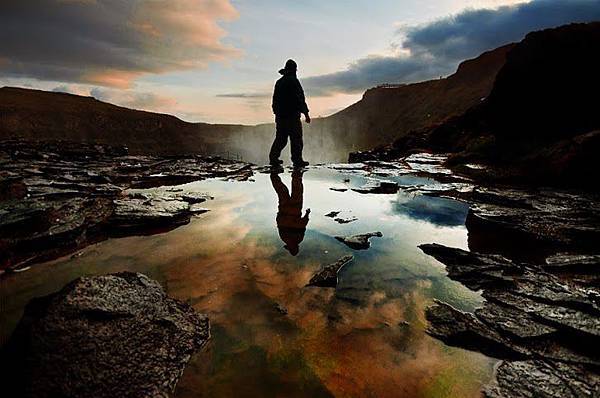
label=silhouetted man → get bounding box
[270,169,310,256]
[269,59,311,168]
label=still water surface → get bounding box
[1,168,496,397]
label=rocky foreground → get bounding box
[420,244,599,398]
[0,139,253,273]
[0,272,210,398]
[337,154,600,396]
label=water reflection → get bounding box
[392,194,469,227]
[271,170,310,256]
[0,169,497,397]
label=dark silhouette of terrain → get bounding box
[232,44,512,162]
[0,87,254,156]
[312,43,513,148]
[0,43,511,163]
[352,22,600,189]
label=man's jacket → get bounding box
[272,72,309,118]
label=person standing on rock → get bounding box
[269,59,311,168]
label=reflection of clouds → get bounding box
[5,172,494,397]
[392,194,469,226]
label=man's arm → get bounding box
[272,81,279,115]
[295,79,310,123]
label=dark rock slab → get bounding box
[425,301,526,360]
[325,211,341,218]
[335,232,383,250]
[0,139,251,272]
[111,197,191,230]
[0,272,210,398]
[419,243,521,290]
[544,253,600,273]
[307,255,354,287]
[329,187,348,192]
[484,360,600,398]
[421,243,600,397]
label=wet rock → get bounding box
[485,360,600,398]
[421,243,600,397]
[111,197,191,230]
[349,152,600,261]
[425,301,527,360]
[335,232,383,250]
[329,187,348,192]
[465,187,600,257]
[544,253,600,273]
[352,181,399,194]
[325,211,341,218]
[0,272,210,398]
[1,197,113,270]
[307,255,354,287]
[0,139,252,272]
[419,243,521,290]
[475,301,557,339]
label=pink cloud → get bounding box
[0,0,241,87]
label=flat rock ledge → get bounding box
[0,272,209,398]
[420,243,600,397]
[307,255,354,287]
[0,140,253,273]
[335,232,383,250]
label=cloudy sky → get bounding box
[1,0,599,124]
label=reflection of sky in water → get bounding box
[392,193,470,227]
[0,169,496,397]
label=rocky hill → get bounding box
[351,22,600,189]
[313,43,513,148]
[0,42,512,164]
[0,87,253,157]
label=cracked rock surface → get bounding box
[0,272,210,398]
[420,244,600,397]
[0,140,252,272]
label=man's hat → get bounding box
[279,59,297,75]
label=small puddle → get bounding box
[0,168,497,397]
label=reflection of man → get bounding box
[270,170,310,256]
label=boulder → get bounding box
[0,272,210,398]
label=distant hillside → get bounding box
[222,44,513,163]
[352,22,600,189]
[0,43,512,163]
[317,43,514,147]
[0,87,253,156]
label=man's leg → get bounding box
[289,118,304,165]
[269,119,288,164]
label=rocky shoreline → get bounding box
[1,140,598,397]
[342,153,600,396]
[0,139,253,274]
